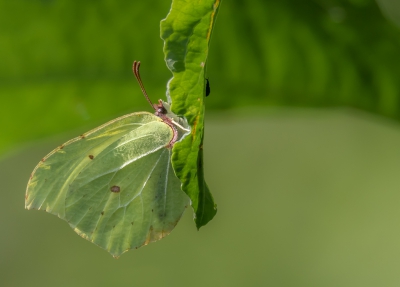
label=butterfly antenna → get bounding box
[133,61,156,111]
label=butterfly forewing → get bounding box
[25,111,189,257]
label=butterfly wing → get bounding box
[26,112,189,257]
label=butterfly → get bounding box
[25,61,190,258]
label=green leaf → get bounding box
[25,111,189,257]
[161,0,221,228]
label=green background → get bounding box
[2,0,400,286]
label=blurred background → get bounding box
[2,0,400,286]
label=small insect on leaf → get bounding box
[25,61,190,258]
[206,78,211,97]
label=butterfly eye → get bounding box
[153,101,167,116]
[158,106,167,114]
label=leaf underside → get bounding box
[161,0,221,229]
[25,112,189,257]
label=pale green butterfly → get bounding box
[25,61,190,258]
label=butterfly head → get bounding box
[153,99,168,117]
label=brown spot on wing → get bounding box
[88,155,94,160]
[110,186,120,193]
